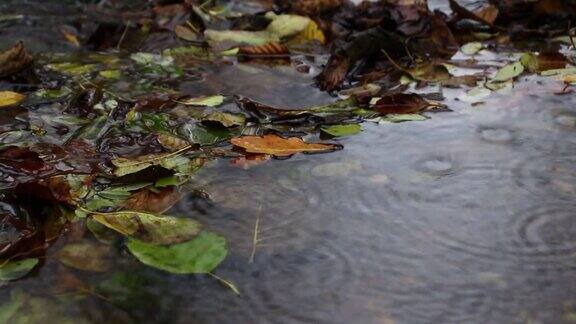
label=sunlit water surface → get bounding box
[2,1,576,323]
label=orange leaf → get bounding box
[231,134,339,157]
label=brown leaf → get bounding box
[0,42,33,78]
[372,93,433,114]
[449,0,499,26]
[122,187,182,214]
[231,134,340,157]
[286,0,343,16]
[238,42,290,62]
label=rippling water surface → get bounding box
[2,1,576,323]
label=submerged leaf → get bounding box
[111,148,191,177]
[57,242,112,272]
[91,211,201,245]
[0,91,25,107]
[127,231,227,274]
[231,134,340,157]
[0,258,38,281]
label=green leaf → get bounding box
[321,124,362,137]
[461,42,483,56]
[111,148,191,177]
[377,114,429,123]
[0,258,38,281]
[492,61,524,82]
[181,123,230,145]
[202,111,245,127]
[180,95,225,107]
[91,211,202,245]
[127,231,227,274]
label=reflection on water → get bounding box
[2,1,576,324]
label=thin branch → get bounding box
[248,204,263,264]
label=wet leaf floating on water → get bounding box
[461,42,483,56]
[91,210,202,245]
[231,134,340,157]
[492,61,525,82]
[111,147,192,177]
[407,63,451,82]
[321,124,362,137]
[180,95,225,107]
[0,258,38,281]
[126,231,227,274]
[372,93,437,114]
[0,91,25,107]
[157,133,190,151]
[57,242,112,272]
[0,41,32,78]
[373,114,429,123]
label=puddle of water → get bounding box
[1,1,576,324]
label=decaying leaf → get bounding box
[0,91,25,107]
[122,187,182,214]
[449,0,499,26]
[91,210,202,245]
[408,63,451,82]
[0,42,33,78]
[175,25,198,42]
[231,134,340,157]
[126,231,227,274]
[157,133,190,151]
[372,93,437,114]
[57,242,112,272]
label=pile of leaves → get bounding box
[0,0,575,303]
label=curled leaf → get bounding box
[0,42,32,78]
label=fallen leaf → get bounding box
[449,0,499,26]
[238,42,290,62]
[57,242,112,272]
[289,20,326,45]
[0,91,25,107]
[157,133,190,151]
[0,258,38,281]
[408,63,451,82]
[520,52,567,73]
[0,42,33,78]
[126,231,227,274]
[180,95,225,107]
[492,61,525,82]
[91,210,202,245]
[111,148,191,177]
[461,42,483,56]
[174,25,198,42]
[122,187,182,214]
[372,93,435,114]
[321,124,362,137]
[231,134,340,157]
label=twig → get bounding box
[248,204,263,264]
[116,23,130,51]
[381,49,408,73]
[208,273,240,295]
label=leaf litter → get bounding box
[0,0,575,306]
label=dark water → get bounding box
[2,1,576,323]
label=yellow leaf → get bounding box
[0,91,25,107]
[231,134,339,157]
[562,74,576,84]
[290,20,326,45]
